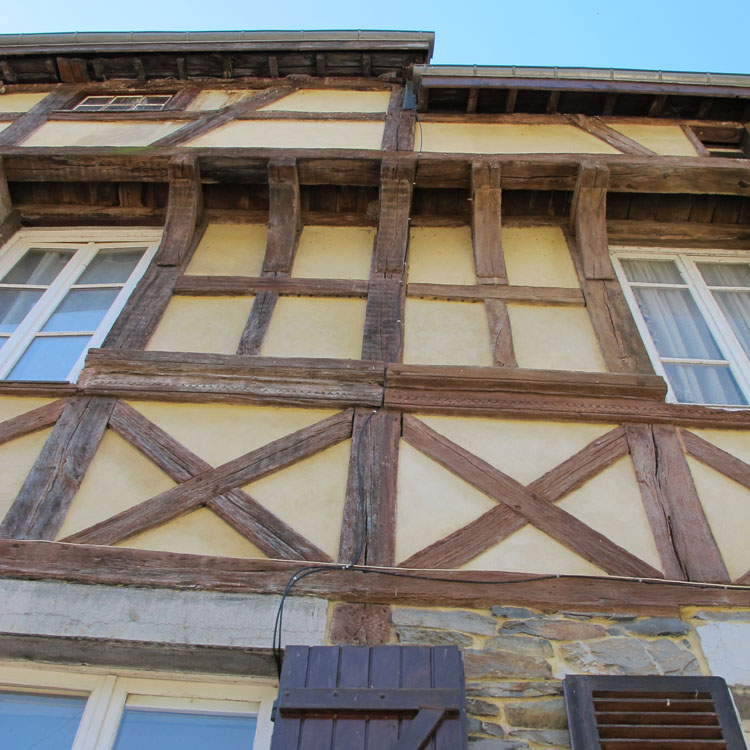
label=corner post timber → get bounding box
[0,156,20,246]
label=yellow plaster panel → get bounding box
[146,296,254,355]
[557,456,663,572]
[0,396,53,422]
[0,428,52,523]
[407,227,476,286]
[127,401,336,466]
[0,92,48,112]
[508,303,606,372]
[56,430,176,539]
[395,441,496,564]
[260,297,366,360]
[503,226,580,288]
[689,429,750,465]
[184,120,384,150]
[291,226,374,280]
[419,415,614,485]
[462,525,606,575]
[417,123,620,155]
[185,224,267,277]
[187,90,255,111]
[21,120,184,147]
[119,508,267,559]
[688,457,750,581]
[609,123,699,157]
[404,299,493,366]
[261,89,391,113]
[244,440,350,560]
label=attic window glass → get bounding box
[73,94,172,112]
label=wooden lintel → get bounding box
[471,161,506,282]
[263,157,302,274]
[570,162,614,280]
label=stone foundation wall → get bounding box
[384,605,750,749]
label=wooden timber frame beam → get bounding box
[0,156,20,246]
[570,162,613,280]
[0,86,80,147]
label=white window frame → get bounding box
[612,245,750,406]
[0,662,276,750]
[0,228,161,382]
[73,94,173,112]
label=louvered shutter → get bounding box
[564,675,746,749]
[271,645,467,750]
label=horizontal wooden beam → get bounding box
[1,539,748,612]
[406,282,584,305]
[174,275,369,298]
[608,220,750,248]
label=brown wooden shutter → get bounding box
[271,645,467,750]
[564,675,747,749]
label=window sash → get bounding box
[612,248,750,406]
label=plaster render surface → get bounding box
[0,578,326,648]
[0,396,54,422]
[260,296,366,359]
[119,508,267,559]
[404,299,493,366]
[698,622,750,685]
[0,429,52,523]
[417,123,620,154]
[407,226,476,286]
[127,402,336,466]
[21,120,184,147]
[261,89,391,112]
[508,304,607,372]
[187,89,255,110]
[502,226,580,288]
[146,295,255,355]
[185,223,267,277]
[291,225,374,280]
[609,123,699,156]
[185,119,385,149]
[0,92,48,112]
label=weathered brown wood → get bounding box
[485,299,517,367]
[0,208,21,247]
[329,603,391,646]
[15,205,164,226]
[372,156,416,275]
[402,415,662,578]
[397,107,416,151]
[109,401,331,561]
[623,424,686,580]
[571,162,614,280]
[263,157,302,274]
[680,429,750,491]
[0,156,11,223]
[0,396,114,540]
[55,58,90,83]
[471,161,506,282]
[567,115,657,156]
[175,274,370,298]
[104,221,207,349]
[380,87,405,151]
[0,86,79,146]
[608,220,750,248]
[62,409,353,546]
[402,426,630,569]
[339,408,400,566]
[407,283,583,305]
[361,277,404,362]
[7,539,748,611]
[466,88,478,114]
[681,124,711,157]
[164,86,200,111]
[149,87,294,147]
[0,399,68,447]
[650,424,729,583]
[236,290,278,356]
[156,154,203,266]
[80,349,385,408]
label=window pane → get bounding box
[712,291,750,357]
[114,708,257,750]
[664,363,747,406]
[698,262,750,287]
[633,287,723,359]
[0,691,87,750]
[2,250,73,285]
[77,250,143,284]
[0,289,43,332]
[9,336,90,380]
[621,259,684,284]
[42,289,119,332]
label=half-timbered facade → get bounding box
[1,30,750,748]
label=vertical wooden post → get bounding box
[570,162,613,280]
[237,157,301,355]
[0,396,115,540]
[0,156,20,247]
[381,87,405,151]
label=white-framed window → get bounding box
[73,95,173,112]
[0,228,161,382]
[612,247,750,406]
[0,662,275,749]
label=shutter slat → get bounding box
[598,725,725,740]
[596,711,721,726]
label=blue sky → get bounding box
[4,0,750,75]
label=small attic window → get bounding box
[688,124,749,158]
[72,94,172,112]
